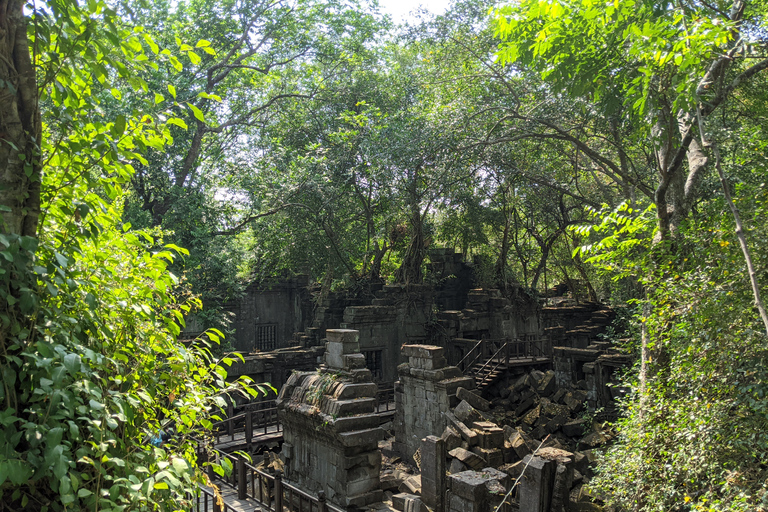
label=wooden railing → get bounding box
[190,486,241,512]
[211,400,281,447]
[197,446,344,512]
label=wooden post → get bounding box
[245,410,253,451]
[237,456,247,500]
[318,490,327,512]
[227,401,234,439]
[274,471,283,512]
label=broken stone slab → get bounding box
[562,418,587,438]
[512,373,532,392]
[545,414,569,435]
[530,370,546,386]
[520,404,541,427]
[508,429,532,460]
[381,472,401,492]
[454,400,483,424]
[537,370,557,396]
[551,462,575,512]
[564,393,585,413]
[445,411,479,446]
[449,468,509,502]
[552,387,567,404]
[457,386,490,412]
[579,431,609,449]
[448,447,486,470]
[514,395,537,417]
[398,474,422,494]
[572,451,589,475]
[499,460,525,481]
[542,402,570,418]
[441,425,463,452]
[518,455,556,512]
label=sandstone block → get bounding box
[445,411,478,446]
[454,400,482,424]
[537,370,557,396]
[562,418,586,438]
[457,387,490,412]
[448,448,486,470]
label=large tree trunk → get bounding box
[0,0,41,237]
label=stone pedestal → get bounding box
[277,329,383,508]
[394,344,475,462]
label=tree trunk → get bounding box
[0,0,41,237]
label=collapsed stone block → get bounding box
[470,421,504,450]
[445,412,478,446]
[454,400,482,424]
[420,435,446,512]
[447,468,509,512]
[448,447,486,470]
[537,370,557,396]
[442,425,463,452]
[456,387,490,412]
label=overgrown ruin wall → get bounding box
[393,344,474,462]
[276,329,383,508]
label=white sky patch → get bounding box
[378,0,453,23]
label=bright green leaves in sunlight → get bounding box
[492,0,736,114]
[0,1,264,511]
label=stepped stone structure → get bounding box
[276,329,384,508]
[393,344,475,462]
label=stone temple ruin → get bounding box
[207,250,631,511]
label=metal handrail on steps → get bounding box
[474,340,510,388]
[457,339,485,373]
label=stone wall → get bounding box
[276,329,383,508]
[341,284,434,383]
[231,275,312,352]
[393,344,475,462]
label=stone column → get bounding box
[420,435,446,512]
[518,455,556,512]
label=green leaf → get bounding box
[167,84,177,99]
[187,103,205,123]
[63,353,81,374]
[112,115,126,138]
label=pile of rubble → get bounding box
[439,372,613,507]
